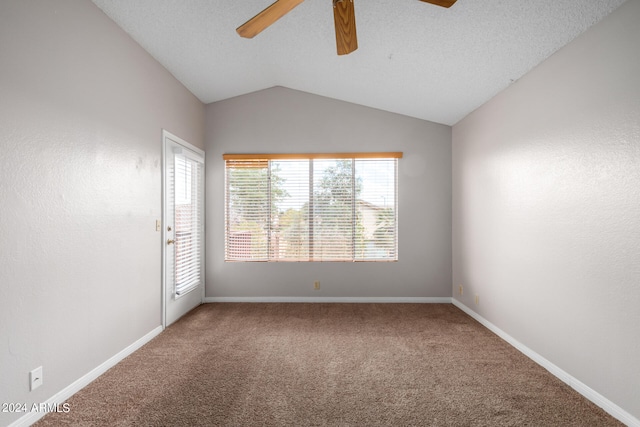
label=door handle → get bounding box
[167,239,175,245]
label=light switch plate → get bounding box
[30,366,43,391]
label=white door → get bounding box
[162,130,205,327]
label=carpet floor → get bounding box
[37,303,621,426]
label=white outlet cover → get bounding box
[30,366,43,391]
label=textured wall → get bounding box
[0,1,204,425]
[452,0,640,421]
[205,87,451,299]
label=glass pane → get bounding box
[312,159,355,260]
[174,156,203,295]
[226,162,269,260]
[355,159,397,260]
[270,160,310,260]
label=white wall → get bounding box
[0,1,204,425]
[452,0,640,422]
[205,87,451,300]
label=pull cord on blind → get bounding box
[224,152,401,262]
[174,153,204,296]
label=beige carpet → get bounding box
[37,303,621,426]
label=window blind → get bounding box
[224,153,400,262]
[174,154,204,295]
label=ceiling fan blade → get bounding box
[237,0,305,38]
[333,0,358,55]
[419,0,457,8]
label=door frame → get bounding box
[161,129,205,329]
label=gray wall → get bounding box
[452,0,640,421]
[0,1,204,425]
[205,87,451,299]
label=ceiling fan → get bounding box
[236,0,457,55]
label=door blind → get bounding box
[174,153,204,296]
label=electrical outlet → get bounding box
[458,285,463,295]
[314,281,320,290]
[475,295,479,305]
[30,366,43,391]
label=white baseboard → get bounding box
[9,326,163,427]
[204,296,452,303]
[452,299,639,427]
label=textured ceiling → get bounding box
[91,0,626,125]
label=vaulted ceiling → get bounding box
[91,0,626,125]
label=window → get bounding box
[224,152,401,262]
[173,152,204,296]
